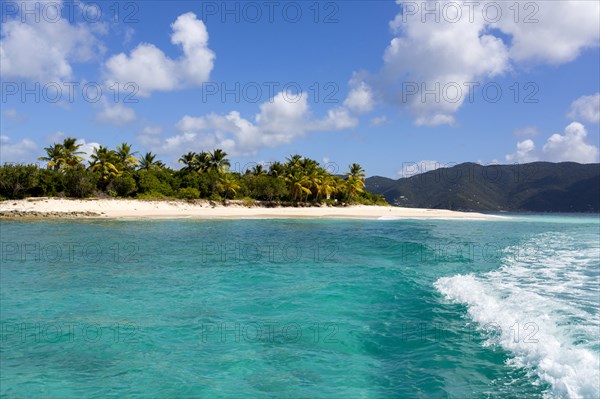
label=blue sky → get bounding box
[1,0,599,178]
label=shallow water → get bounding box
[1,216,598,398]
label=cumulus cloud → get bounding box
[103,12,215,96]
[541,122,599,163]
[506,139,538,163]
[96,102,136,126]
[343,81,375,114]
[0,1,104,82]
[495,1,599,65]
[141,91,358,158]
[0,135,38,163]
[377,0,599,125]
[505,122,599,164]
[568,93,600,124]
[382,0,509,125]
[76,139,100,164]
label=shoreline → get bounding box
[0,198,508,221]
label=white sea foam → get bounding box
[434,232,600,398]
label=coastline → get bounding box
[0,198,508,220]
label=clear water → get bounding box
[1,216,598,398]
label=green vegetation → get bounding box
[0,137,388,206]
[366,162,600,212]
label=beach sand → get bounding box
[0,198,506,220]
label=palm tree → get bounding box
[348,163,366,181]
[268,161,284,177]
[285,154,303,171]
[251,164,266,175]
[219,173,240,199]
[61,138,84,168]
[345,163,366,203]
[38,137,84,170]
[116,142,139,170]
[89,146,121,184]
[284,169,312,203]
[179,152,198,171]
[314,170,337,201]
[138,152,164,171]
[39,144,66,171]
[196,151,211,173]
[209,149,230,173]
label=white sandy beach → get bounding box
[0,198,506,220]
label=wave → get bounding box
[434,232,600,398]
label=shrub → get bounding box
[63,168,97,198]
[0,164,40,199]
[109,173,137,197]
[136,192,168,199]
[209,192,222,201]
[35,168,64,197]
[136,170,173,196]
[178,187,200,200]
[248,175,288,201]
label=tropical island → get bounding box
[2,137,596,219]
[0,138,511,220]
[0,137,385,205]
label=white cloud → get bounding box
[505,122,599,164]
[542,122,599,163]
[103,12,214,96]
[343,81,375,114]
[148,91,357,158]
[506,139,538,163]
[318,107,359,130]
[377,0,599,126]
[568,93,600,124]
[495,1,600,65]
[0,136,38,164]
[383,1,509,126]
[76,139,100,164]
[0,2,104,82]
[96,102,136,126]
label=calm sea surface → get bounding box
[1,215,599,398]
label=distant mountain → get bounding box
[366,162,600,212]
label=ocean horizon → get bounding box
[1,215,598,398]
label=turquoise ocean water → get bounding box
[1,215,599,398]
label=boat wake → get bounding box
[434,232,600,398]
